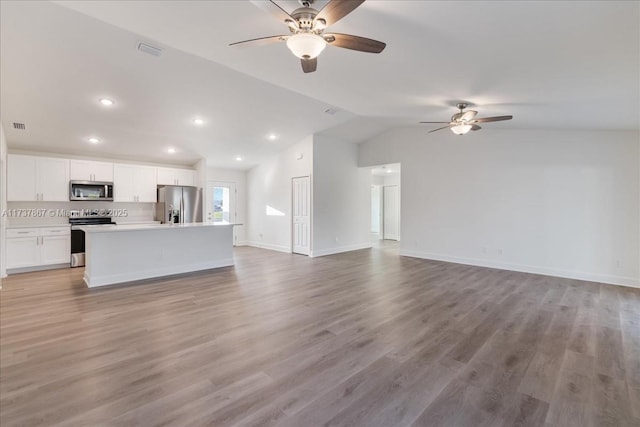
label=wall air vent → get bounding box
[13,122,25,130]
[137,42,163,57]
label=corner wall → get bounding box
[246,136,313,252]
[0,123,6,280]
[359,128,640,287]
[312,134,372,256]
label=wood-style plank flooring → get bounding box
[1,243,639,426]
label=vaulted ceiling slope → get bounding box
[2,1,639,169]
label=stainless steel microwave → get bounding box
[69,181,114,201]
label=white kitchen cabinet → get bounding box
[135,167,157,202]
[157,167,195,186]
[6,237,39,268]
[7,154,69,201]
[70,160,114,182]
[114,164,157,202]
[6,227,70,269]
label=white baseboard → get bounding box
[7,263,71,275]
[311,243,373,258]
[246,241,291,254]
[400,249,640,288]
[84,258,235,288]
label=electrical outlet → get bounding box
[482,246,488,254]
[615,260,621,269]
[335,237,340,243]
[498,248,504,255]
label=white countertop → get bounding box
[79,222,239,233]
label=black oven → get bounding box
[69,216,116,267]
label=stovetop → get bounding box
[69,216,116,226]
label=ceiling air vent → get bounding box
[137,42,163,57]
[13,122,25,130]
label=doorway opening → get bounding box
[369,163,401,242]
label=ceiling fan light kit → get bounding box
[451,124,472,135]
[231,0,386,73]
[286,33,326,59]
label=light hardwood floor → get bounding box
[1,244,639,426]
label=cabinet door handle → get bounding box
[17,231,29,234]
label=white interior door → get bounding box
[206,181,237,244]
[383,185,400,241]
[292,176,310,255]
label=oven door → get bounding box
[70,228,85,267]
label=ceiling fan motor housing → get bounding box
[291,7,320,32]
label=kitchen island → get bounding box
[80,223,235,287]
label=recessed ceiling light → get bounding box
[235,156,243,161]
[99,98,114,106]
[387,169,392,174]
[167,148,176,154]
[88,137,100,144]
[267,134,277,140]
[193,118,204,126]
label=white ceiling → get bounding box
[1,1,638,169]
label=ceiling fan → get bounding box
[421,103,514,135]
[230,0,386,73]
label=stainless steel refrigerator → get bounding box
[156,185,202,224]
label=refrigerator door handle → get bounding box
[180,195,184,224]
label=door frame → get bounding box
[383,184,400,241]
[291,175,312,256]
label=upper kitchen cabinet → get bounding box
[113,164,157,203]
[70,160,113,182]
[157,167,195,186]
[7,154,69,201]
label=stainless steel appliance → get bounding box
[156,185,202,224]
[69,216,116,267]
[69,181,114,201]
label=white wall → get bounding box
[0,123,7,279]
[206,167,247,245]
[246,136,313,252]
[312,135,372,256]
[359,128,640,287]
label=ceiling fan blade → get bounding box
[471,124,482,131]
[315,0,365,27]
[324,33,386,53]
[428,125,453,133]
[419,121,450,124]
[301,57,317,73]
[461,110,478,121]
[229,35,288,48]
[249,0,294,23]
[474,115,513,123]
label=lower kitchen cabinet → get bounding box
[6,227,70,270]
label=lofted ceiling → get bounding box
[1,1,638,169]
